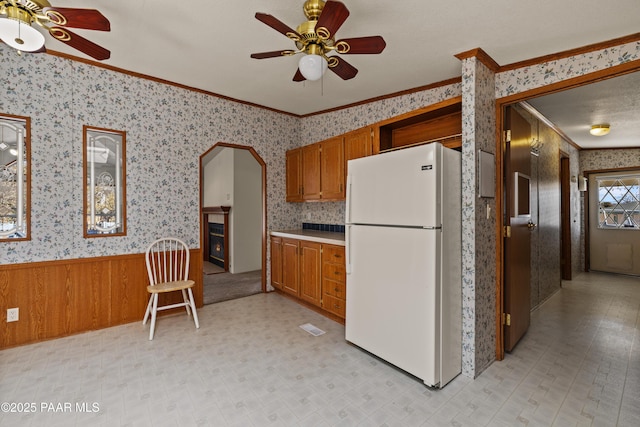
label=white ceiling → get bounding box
[9,1,640,148]
[527,72,640,149]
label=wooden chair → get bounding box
[143,237,200,340]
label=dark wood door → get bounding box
[560,155,572,280]
[504,107,532,352]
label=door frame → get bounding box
[494,59,640,361]
[199,142,268,292]
[560,152,572,280]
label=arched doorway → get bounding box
[200,142,267,303]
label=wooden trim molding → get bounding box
[454,48,500,72]
[0,251,203,349]
[300,77,463,118]
[498,32,640,73]
[199,142,268,292]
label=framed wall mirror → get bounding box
[83,126,126,237]
[0,114,30,241]
[514,171,531,217]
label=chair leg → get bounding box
[143,294,153,325]
[187,288,200,329]
[149,294,159,340]
[181,289,192,316]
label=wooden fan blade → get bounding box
[255,13,301,40]
[293,68,306,82]
[48,27,110,60]
[251,50,295,59]
[335,36,386,54]
[328,56,358,80]
[42,7,110,31]
[316,1,349,40]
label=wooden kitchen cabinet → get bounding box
[270,236,283,290]
[319,136,345,200]
[270,235,346,320]
[285,136,345,202]
[344,127,373,176]
[281,238,300,296]
[302,143,322,200]
[286,148,303,202]
[299,240,322,306]
[321,244,346,319]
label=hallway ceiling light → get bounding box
[590,124,610,136]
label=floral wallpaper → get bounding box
[496,41,640,98]
[459,57,497,377]
[1,34,638,380]
[579,149,640,172]
[0,45,300,264]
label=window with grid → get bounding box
[597,174,640,230]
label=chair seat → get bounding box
[147,279,195,294]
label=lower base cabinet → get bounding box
[270,235,346,320]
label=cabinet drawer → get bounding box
[322,263,346,282]
[323,279,345,299]
[322,294,346,318]
[323,245,345,262]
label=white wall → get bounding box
[203,147,262,273]
[203,148,234,207]
[232,149,262,273]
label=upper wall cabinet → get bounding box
[344,127,374,177]
[83,126,127,237]
[378,98,462,152]
[319,136,345,200]
[286,148,303,202]
[286,136,346,202]
[285,98,461,204]
[0,114,30,241]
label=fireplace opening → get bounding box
[209,222,225,268]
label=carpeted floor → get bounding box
[203,269,263,305]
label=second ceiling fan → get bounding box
[251,0,386,82]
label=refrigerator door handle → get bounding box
[346,175,352,224]
[346,225,352,274]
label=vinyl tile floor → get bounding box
[0,272,638,426]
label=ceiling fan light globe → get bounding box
[0,19,45,52]
[299,54,328,81]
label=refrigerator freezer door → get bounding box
[345,224,441,386]
[346,144,440,227]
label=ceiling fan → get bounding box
[251,0,386,82]
[0,0,110,60]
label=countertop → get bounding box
[270,229,345,246]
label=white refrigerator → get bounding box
[345,142,462,388]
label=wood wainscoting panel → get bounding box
[0,250,202,349]
[110,256,150,325]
